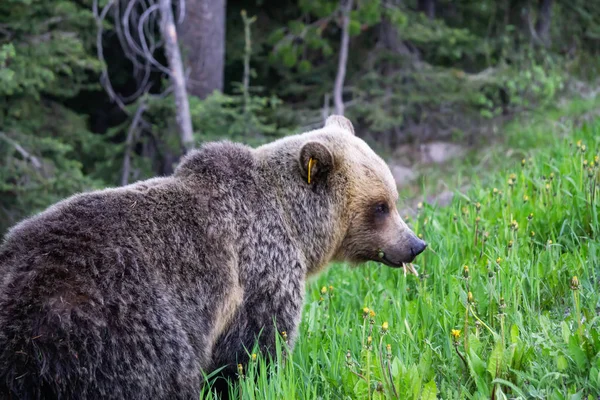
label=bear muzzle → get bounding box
[378,235,427,268]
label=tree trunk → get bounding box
[535,0,553,47]
[418,0,435,20]
[179,0,226,99]
[159,0,194,150]
[378,0,414,57]
[333,0,353,116]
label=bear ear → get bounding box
[299,141,334,184]
[325,115,355,135]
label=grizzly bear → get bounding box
[0,116,426,399]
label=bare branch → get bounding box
[333,0,353,116]
[137,4,172,76]
[121,102,147,186]
[0,132,43,170]
[93,0,128,112]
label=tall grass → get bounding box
[207,117,600,399]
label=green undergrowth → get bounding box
[398,95,600,207]
[206,113,600,399]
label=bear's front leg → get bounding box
[208,277,305,386]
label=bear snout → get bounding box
[409,237,427,258]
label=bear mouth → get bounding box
[378,255,405,268]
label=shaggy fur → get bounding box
[0,116,425,399]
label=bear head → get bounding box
[293,115,427,270]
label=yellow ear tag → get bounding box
[307,158,316,184]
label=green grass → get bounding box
[207,109,600,399]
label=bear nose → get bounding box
[410,238,427,258]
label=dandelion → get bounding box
[571,276,580,291]
[386,343,392,357]
[251,353,257,362]
[369,309,376,318]
[545,183,551,190]
[475,216,481,223]
[321,286,327,295]
[467,291,474,304]
[530,231,535,237]
[581,145,587,153]
[523,195,529,202]
[417,202,423,210]
[508,240,514,248]
[237,364,244,378]
[381,321,389,333]
[363,307,370,317]
[493,188,499,195]
[547,239,553,245]
[418,233,423,239]
[576,140,582,148]
[463,265,470,279]
[509,173,517,180]
[329,285,334,292]
[584,159,588,167]
[475,202,481,211]
[496,257,502,264]
[527,213,534,220]
[549,172,555,180]
[451,329,461,340]
[510,220,519,231]
[367,336,372,346]
[281,331,288,341]
[521,158,526,167]
[461,206,469,216]
[508,178,514,187]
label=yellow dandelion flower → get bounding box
[467,291,474,304]
[382,321,389,332]
[571,276,580,290]
[451,329,461,339]
[321,286,327,295]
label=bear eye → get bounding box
[374,202,389,215]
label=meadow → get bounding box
[207,107,600,400]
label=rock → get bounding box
[419,142,465,164]
[389,164,417,186]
